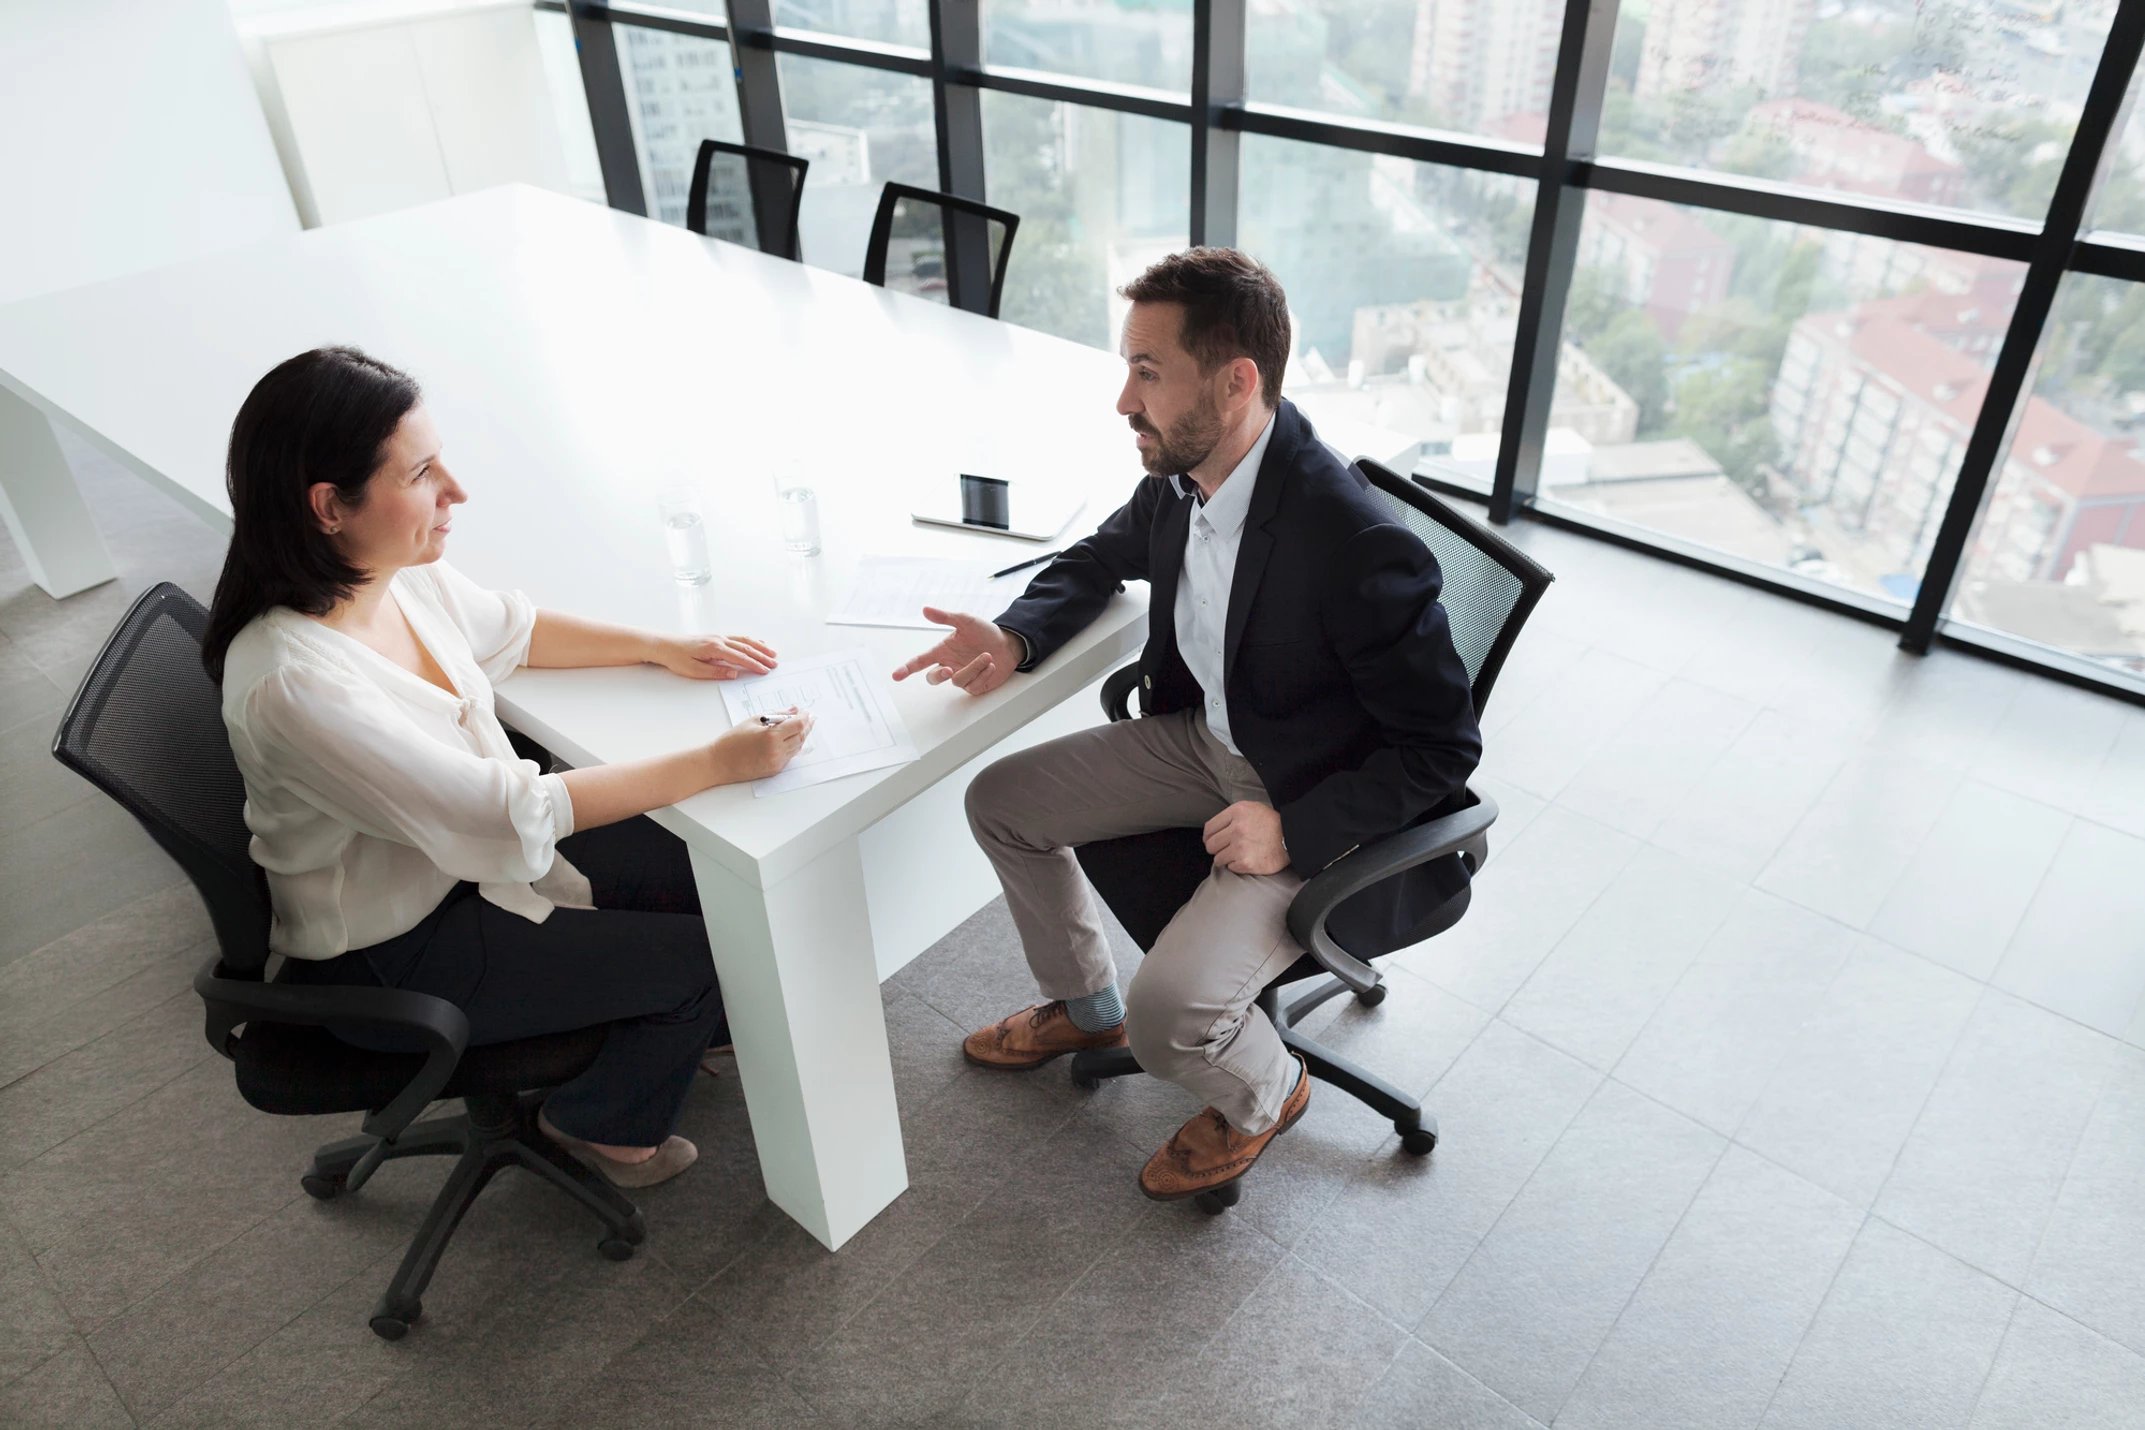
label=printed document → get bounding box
[718,650,918,796]
[827,556,1029,630]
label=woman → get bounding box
[204,346,808,1187]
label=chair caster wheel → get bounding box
[300,1172,345,1201]
[598,1237,637,1262]
[1193,1181,1243,1216]
[1400,1127,1438,1156]
[1072,1072,1100,1090]
[369,1296,420,1340]
[1355,982,1388,1007]
[617,1210,647,1245]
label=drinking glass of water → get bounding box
[658,487,711,585]
[774,476,821,556]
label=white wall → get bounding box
[0,0,299,305]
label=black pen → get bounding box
[991,549,1060,580]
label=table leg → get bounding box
[0,388,117,598]
[688,833,907,1250]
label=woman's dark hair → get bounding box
[1118,247,1292,408]
[201,346,422,681]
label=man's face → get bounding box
[1116,301,1226,478]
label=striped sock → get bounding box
[1065,983,1125,1033]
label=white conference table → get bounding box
[0,184,1415,1249]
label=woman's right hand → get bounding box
[711,708,813,784]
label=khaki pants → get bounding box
[964,710,1304,1134]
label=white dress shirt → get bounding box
[220,560,592,960]
[1169,412,1276,756]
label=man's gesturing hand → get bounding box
[1203,800,1290,877]
[890,607,1022,697]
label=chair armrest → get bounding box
[1100,661,1139,723]
[194,957,470,1146]
[1284,794,1500,995]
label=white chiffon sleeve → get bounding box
[243,664,574,885]
[417,560,540,686]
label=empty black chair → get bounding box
[1070,460,1554,1212]
[686,137,809,260]
[51,584,646,1340]
[862,182,1019,318]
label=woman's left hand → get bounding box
[653,634,779,680]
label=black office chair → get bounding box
[50,584,646,1341]
[862,182,1019,319]
[686,137,809,261]
[1070,460,1554,1212]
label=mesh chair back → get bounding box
[862,183,1019,319]
[50,584,271,974]
[1354,459,1554,716]
[686,138,809,260]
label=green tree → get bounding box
[1671,359,1779,495]
[1586,309,1671,434]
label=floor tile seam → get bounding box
[1959,1287,2025,1429]
[640,1205,784,1301]
[0,700,72,741]
[2012,1052,2125,1301]
[1745,1208,1872,1430]
[1867,770,2064,921]
[1862,1208,2041,1303]
[1267,1006,1506,1258]
[0,1338,75,1398]
[65,1327,141,1428]
[1611,695,1769,846]
[1800,964,1987,1221]
[0,993,230,1199]
[792,1173,1000,1360]
[60,1183,315,1344]
[81,1214,389,1425]
[1476,808,1651,1023]
[1407,1335,1551,1429]
[2016,1288,2145,1363]
[1711,930,1912,1154]
[0,887,202,1020]
[1405,1058,1613,1342]
[943,1208,1196,1423]
[1866,983,2118,1237]
[0,1032,218,1181]
[1537,1136,1735,1426]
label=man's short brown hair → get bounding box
[1119,248,1290,408]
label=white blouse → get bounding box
[220,560,592,960]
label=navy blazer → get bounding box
[995,399,1483,954]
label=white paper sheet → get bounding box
[826,555,1030,630]
[717,649,919,797]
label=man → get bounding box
[893,248,1480,1202]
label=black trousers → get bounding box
[287,816,726,1147]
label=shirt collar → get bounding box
[1167,410,1275,539]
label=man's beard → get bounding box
[1132,391,1225,477]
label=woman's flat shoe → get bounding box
[537,1110,698,1188]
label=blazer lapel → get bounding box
[1222,404,1298,681]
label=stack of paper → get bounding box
[826,556,1028,631]
[717,649,918,797]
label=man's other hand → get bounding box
[1203,800,1289,876]
[891,607,1021,697]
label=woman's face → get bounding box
[324,404,467,576]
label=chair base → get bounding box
[303,1090,645,1340]
[1066,974,1438,1211]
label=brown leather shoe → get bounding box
[962,1000,1126,1071]
[1139,1058,1311,1201]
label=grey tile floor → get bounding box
[2,435,2143,1427]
